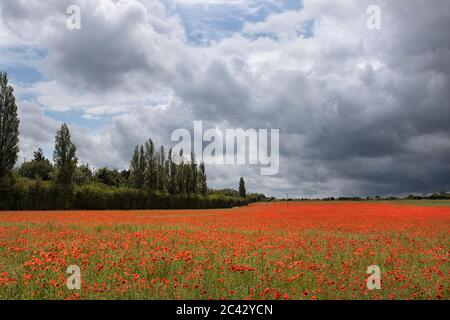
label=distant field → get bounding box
[387,200,450,207]
[282,199,450,207]
[0,202,448,300]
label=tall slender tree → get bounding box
[130,145,145,189]
[177,149,185,193]
[53,123,78,185]
[157,145,166,192]
[168,148,177,195]
[128,141,207,197]
[163,148,170,192]
[190,152,197,194]
[198,162,207,196]
[144,138,157,192]
[239,177,246,198]
[0,72,19,180]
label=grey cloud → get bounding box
[17,101,60,162]
[1,0,450,197]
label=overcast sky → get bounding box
[0,0,449,198]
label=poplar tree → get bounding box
[53,123,78,186]
[190,152,197,194]
[198,162,207,196]
[163,148,170,193]
[168,148,177,195]
[130,145,145,189]
[144,138,157,192]
[177,149,185,193]
[157,145,166,192]
[0,72,19,180]
[239,177,246,198]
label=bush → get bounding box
[18,160,53,181]
[0,176,27,210]
[0,178,248,211]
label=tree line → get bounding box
[0,72,249,210]
[128,142,207,196]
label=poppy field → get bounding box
[0,201,448,300]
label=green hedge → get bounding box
[0,178,248,211]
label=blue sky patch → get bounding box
[164,0,302,45]
[45,110,109,130]
[2,65,44,84]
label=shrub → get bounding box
[0,178,248,211]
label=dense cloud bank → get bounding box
[1,0,449,197]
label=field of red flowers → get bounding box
[0,201,448,300]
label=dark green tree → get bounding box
[239,177,246,198]
[130,145,145,189]
[53,123,78,185]
[78,163,93,178]
[0,72,19,180]
[95,167,122,187]
[75,163,93,185]
[120,169,131,187]
[144,138,157,192]
[198,162,207,196]
[190,152,197,194]
[157,145,166,192]
[177,149,185,194]
[168,148,177,195]
[33,148,46,162]
[19,148,53,180]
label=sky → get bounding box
[0,0,449,198]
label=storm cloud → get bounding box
[0,0,449,197]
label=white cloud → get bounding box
[242,10,305,36]
[1,0,450,196]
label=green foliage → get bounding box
[94,167,123,187]
[428,192,450,200]
[239,177,246,198]
[130,140,209,197]
[130,145,145,189]
[198,162,207,196]
[0,177,66,210]
[75,164,93,185]
[190,152,197,194]
[0,178,248,211]
[18,150,53,181]
[210,188,239,197]
[168,148,176,195]
[33,148,45,162]
[0,72,20,179]
[157,146,167,192]
[144,138,157,192]
[53,123,78,186]
[247,193,267,203]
